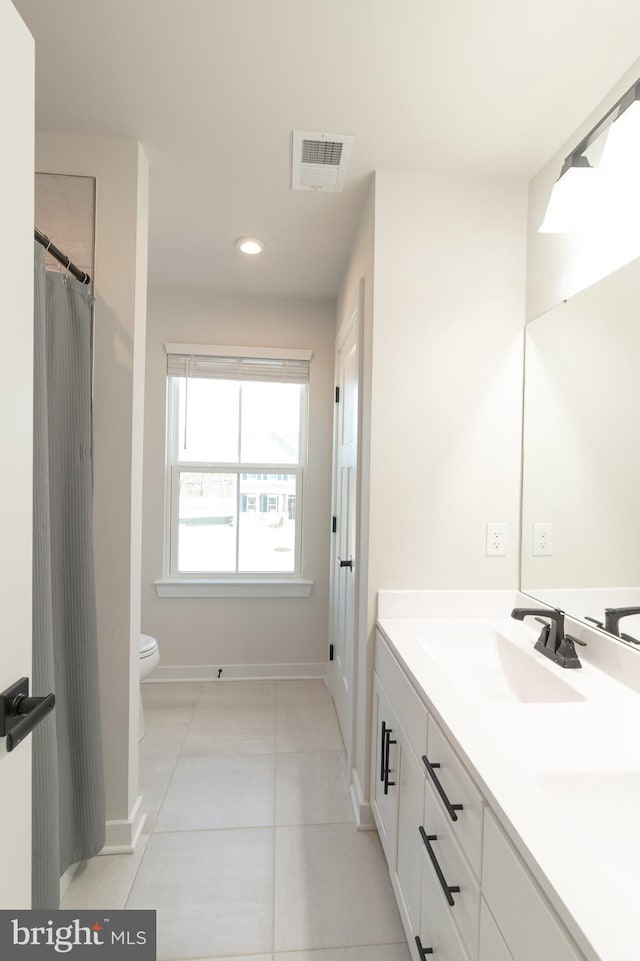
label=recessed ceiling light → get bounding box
[235,237,264,255]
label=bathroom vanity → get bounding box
[372,590,640,961]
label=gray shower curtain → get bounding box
[32,243,105,909]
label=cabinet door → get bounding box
[394,735,425,940]
[479,898,514,961]
[371,672,398,866]
[482,811,585,961]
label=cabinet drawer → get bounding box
[479,898,513,961]
[418,840,471,961]
[482,810,584,961]
[376,629,428,759]
[426,718,484,879]
[396,735,426,938]
[423,780,480,959]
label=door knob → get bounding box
[0,677,55,752]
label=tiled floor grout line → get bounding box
[162,749,346,761]
[126,688,206,909]
[159,939,411,961]
[149,823,274,836]
[106,680,407,959]
[146,819,354,836]
[272,943,411,956]
[120,836,148,911]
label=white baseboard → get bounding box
[101,795,147,855]
[350,767,375,830]
[146,662,328,682]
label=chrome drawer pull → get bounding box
[422,754,464,822]
[419,826,461,907]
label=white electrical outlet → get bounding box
[486,522,507,556]
[533,522,553,556]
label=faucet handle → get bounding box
[584,615,604,629]
[566,633,587,647]
[556,634,584,668]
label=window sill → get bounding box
[154,577,313,598]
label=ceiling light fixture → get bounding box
[539,77,640,234]
[235,237,264,255]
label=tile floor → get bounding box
[62,678,411,961]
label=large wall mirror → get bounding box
[521,256,640,648]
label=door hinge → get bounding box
[329,644,334,661]
[332,515,337,533]
[335,386,340,403]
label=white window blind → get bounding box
[165,344,312,384]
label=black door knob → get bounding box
[0,678,56,752]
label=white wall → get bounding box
[35,133,149,851]
[371,169,527,593]
[527,56,640,321]
[142,287,335,670]
[0,0,33,908]
[338,168,528,818]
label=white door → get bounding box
[329,314,358,762]
[0,0,35,908]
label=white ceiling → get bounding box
[13,0,640,299]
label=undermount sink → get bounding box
[417,624,586,705]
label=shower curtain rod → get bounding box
[34,227,91,285]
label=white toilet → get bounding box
[139,633,160,741]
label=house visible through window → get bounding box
[165,345,311,576]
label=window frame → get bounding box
[161,345,311,592]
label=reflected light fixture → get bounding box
[539,156,598,233]
[235,236,265,255]
[540,77,640,234]
[599,98,640,175]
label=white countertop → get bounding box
[376,590,640,961]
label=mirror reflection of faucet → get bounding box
[585,607,640,645]
[511,607,587,669]
[604,606,640,638]
[584,615,604,629]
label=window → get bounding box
[164,344,311,581]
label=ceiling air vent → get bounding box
[292,131,354,192]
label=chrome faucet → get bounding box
[510,607,586,669]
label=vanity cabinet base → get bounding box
[373,627,589,961]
